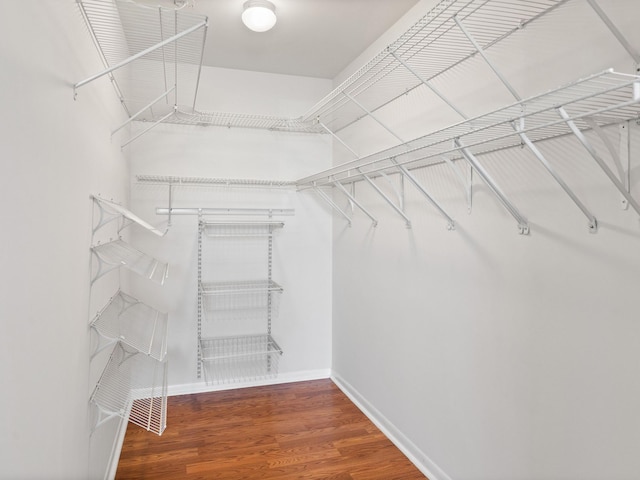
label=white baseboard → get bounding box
[167,368,332,397]
[331,372,453,480]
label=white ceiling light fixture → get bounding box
[242,0,277,33]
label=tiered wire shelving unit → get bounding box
[197,218,286,384]
[89,195,170,436]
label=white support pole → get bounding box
[359,170,412,228]
[318,120,360,159]
[455,138,529,234]
[513,122,598,232]
[343,92,406,144]
[441,156,472,213]
[587,0,640,66]
[392,160,456,230]
[111,86,176,136]
[389,50,469,120]
[453,15,521,102]
[74,20,207,93]
[558,106,640,216]
[333,181,378,227]
[121,110,174,149]
[313,187,352,227]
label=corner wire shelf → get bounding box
[136,174,296,188]
[91,290,168,362]
[90,342,168,435]
[92,194,166,237]
[75,0,208,145]
[199,334,283,385]
[91,238,169,285]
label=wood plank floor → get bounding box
[116,379,427,479]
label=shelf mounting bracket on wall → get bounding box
[455,138,529,234]
[359,169,412,228]
[558,106,640,216]
[392,159,456,230]
[511,120,598,233]
[333,180,378,227]
[313,185,352,227]
[586,0,640,68]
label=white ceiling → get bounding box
[183,0,421,79]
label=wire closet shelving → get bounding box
[89,196,170,437]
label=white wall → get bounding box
[330,1,640,480]
[0,2,130,479]
[128,66,334,392]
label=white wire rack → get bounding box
[200,280,282,322]
[298,69,640,187]
[91,342,168,435]
[300,0,567,133]
[76,0,208,120]
[91,291,168,361]
[91,239,169,285]
[202,221,285,237]
[200,334,282,385]
[92,194,166,236]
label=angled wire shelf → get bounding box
[91,290,168,361]
[91,239,169,285]
[91,342,168,435]
[200,334,282,385]
[92,195,165,236]
[298,70,640,187]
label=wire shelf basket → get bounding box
[201,221,284,237]
[91,239,169,285]
[91,342,168,435]
[200,280,282,323]
[91,291,168,361]
[200,334,282,385]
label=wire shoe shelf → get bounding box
[91,342,168,435]
[91,239,169,285]
[91,290,168,362]
[200,334,283,385]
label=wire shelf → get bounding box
[136,174,296,188]
[91,291,168,361]
[92,195,165,236]
[298,70,640,186]
[201,221,284,237]
[300,0,566,133]
[91,342,168,435]
[77,0,208,119]
[92,239,169,285]
[200,334,282,384]
[200,280,282,322]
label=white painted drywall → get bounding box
[330,1,640,479]
[127,66,334,392]
[0,2,130,479]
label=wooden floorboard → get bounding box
[116,379,427,480]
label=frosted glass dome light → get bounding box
[242,0,277,32]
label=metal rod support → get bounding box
[392,160,456,230]
[454,15,521,101]
[343,92,406,144]
[121,110,174,149]
[112,87,176,136]
[318,120,360,159]
[587,0,640,65]
[455,138,529,234]
[441,156,472,212]
[513,123,598,232]
[313,187,352,226]
[359,170,411,228]
[74,20,207,92]
[333,181,378,227]
[558,106,640,216]
[390,50,468,120]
